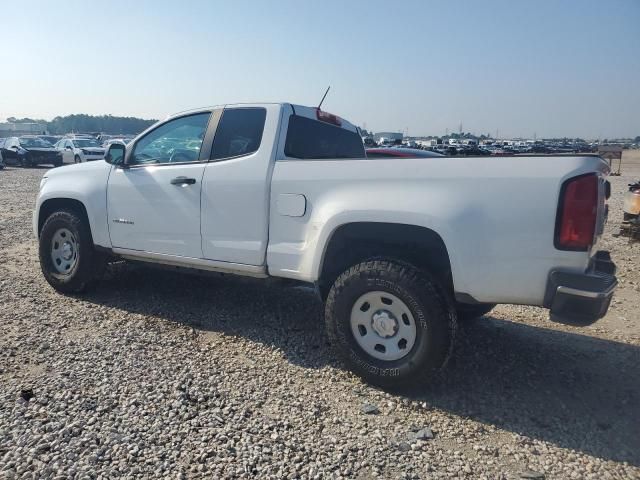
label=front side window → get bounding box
[284,115,365,160]
[210,108,266,160]
[130,112,210,165]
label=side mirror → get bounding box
[65,146,73,150]
[11,145,19,149]
[105,143,126,166]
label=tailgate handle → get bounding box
[170,176,196,186]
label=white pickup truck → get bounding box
[34,103,617,387]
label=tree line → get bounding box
[5,115,157,135]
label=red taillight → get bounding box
[556,174,598,250]
[316,108,342,126]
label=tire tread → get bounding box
[325,258,457,388]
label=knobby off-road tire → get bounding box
[39,210,106,293]
[325,259,457,388]
[455,302,496,322]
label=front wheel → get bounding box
[325,259,457,388]
[20,156,32,168]
[39,210,106,293]
[74,155,81,164]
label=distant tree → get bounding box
[6,116,47,124]
[46,114,157,135]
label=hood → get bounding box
[45,158,111,177]
[25,147,57,153]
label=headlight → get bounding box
[40,177,48,190]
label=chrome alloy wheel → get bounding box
[350,291,417,361]
[50,228,78,274]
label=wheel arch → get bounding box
[38,198,91,238]
[317,222,455,299]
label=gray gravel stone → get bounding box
[520,470,545,479]
[361,403,380,415]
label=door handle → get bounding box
[170,176,196,186]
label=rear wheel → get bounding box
[455,302,496,322]
[325,259,457,388]
[39,210,106,293]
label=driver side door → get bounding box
[107,112,213,258]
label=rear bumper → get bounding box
[544,251,617,326]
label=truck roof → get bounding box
[167,103,360,133]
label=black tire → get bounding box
[20,156,32,168]
[74,155,81,164]
[39,209,106,293]
[53,159,63,167]
[325,259,457,388]
[455,302,496,322]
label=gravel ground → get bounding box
[0,155,639,480]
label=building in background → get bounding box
[0,122,47,137]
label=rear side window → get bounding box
[284,115,365,159]
[211,108,266,160]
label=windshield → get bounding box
[72,139,100,148]
[19,137,53,148]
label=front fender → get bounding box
[34,161,113,248]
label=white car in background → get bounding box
[54,138,105,163]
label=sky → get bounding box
[1,0,639,139]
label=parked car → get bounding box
[366,147,443,158]
[457,146,491,156]
[102,138,132,148]
[34,102,617,388]
[0,139,4,169]
[54,138,105,163]
[433,146,458,155]
[0,136,62,167]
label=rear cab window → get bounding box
[211,107,266,160]
[283,107,364,160]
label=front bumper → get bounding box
[544,251,617,326]
[31,156,61,165]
